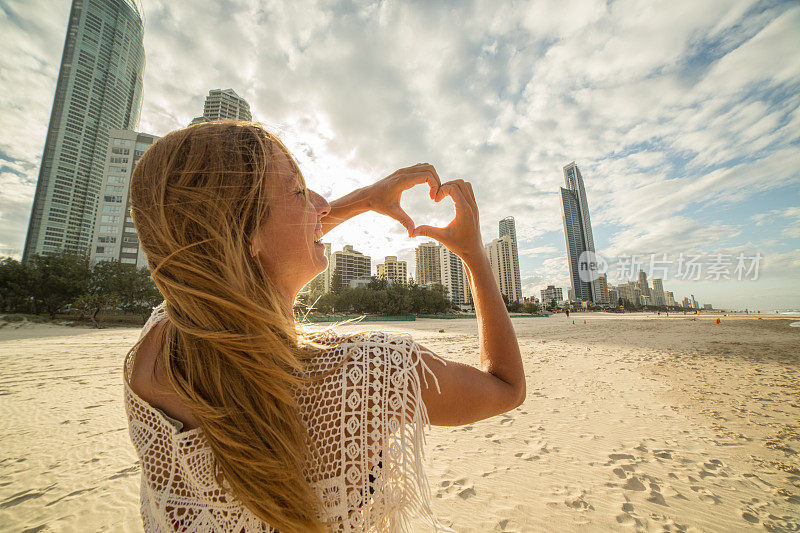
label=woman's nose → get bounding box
[312,190,330,217]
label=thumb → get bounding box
[412,224,444,240]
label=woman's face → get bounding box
[250,147,330,308]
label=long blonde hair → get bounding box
[129,121,328,531]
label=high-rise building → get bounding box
[485,234,520,303]
[597,273,610,304]
[376,256,408,286]
[498,217,522,302]
[439,246,466,305]
[190,89,252,125]
[559,162,601,303]
[637,270,651,298]
[415,242,441,285]
[652,278,665,306]
[413,242,466,305]
[23,0,145,263]
[330,245,370,290]
[664,291,677,307]
[89,129,157,268]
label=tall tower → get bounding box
[498,217,523,302]
[559,162,601,303]
[190,89,252,125]
[23,0,145,263]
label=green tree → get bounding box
[522,301,540,314]
[29,251,91,319]
[330,270,344,294]
[0,257,32,313]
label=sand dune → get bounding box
[1,314,798,532]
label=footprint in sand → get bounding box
[690,485,721,504]
[514,452,540,462]
[608,453,636,462]
[622,477,647,492]
[499,418,514,426]
[564,494,594,511]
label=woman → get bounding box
[124,121,524,532]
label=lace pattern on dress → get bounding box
[124,301,452,532]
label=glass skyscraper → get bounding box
[560,162,601,303]
[22,0,145,263]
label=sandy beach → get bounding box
[1,313,798,532]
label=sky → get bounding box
[1,0,799,310]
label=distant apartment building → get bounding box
[89,129,157,268]
[498,217,523,302]
[376,256,408,285]
[413,242,467,305]
[664,291,677,307]
[330,245,370,290]
[540,285,563,306]
[415,242,441,284]
[559,162,601,303]
[440,246,466,305]
[597,273,610,304]
[637,270,651,298]
[23,0,145,262]
[485,234,520,303]
[305,242,332,294]
[703,303,713,310]
[682,297,692,308]
[608,286,619,306]
[651,278,665,306]
[690,294,699,309]
[190,89,252,125]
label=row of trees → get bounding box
[0,252,161,325]
[299,277,455,315]
[299,277,543,315]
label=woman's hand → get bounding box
[365,163,442,237]
[412,179,484,263]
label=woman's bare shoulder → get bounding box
[130,318,200,431]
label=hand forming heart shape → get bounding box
[398,184,456,238]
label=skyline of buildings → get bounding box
[14,2,717,311]
[22,0,145,264]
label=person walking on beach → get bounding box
[123,121,524,532]
[565,308,570,319]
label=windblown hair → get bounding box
[128,121,328,531]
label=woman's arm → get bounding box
[412,180,525,426]
[320,187,371,236]
[320,164,442,237]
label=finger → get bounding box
[438,181,471,214]
[399,165,442,200]
[418,163,442,200]
[465,181,477,206]
[412,224,445,241]
[386,205,415,236]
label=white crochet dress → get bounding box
[124,302,450,532]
